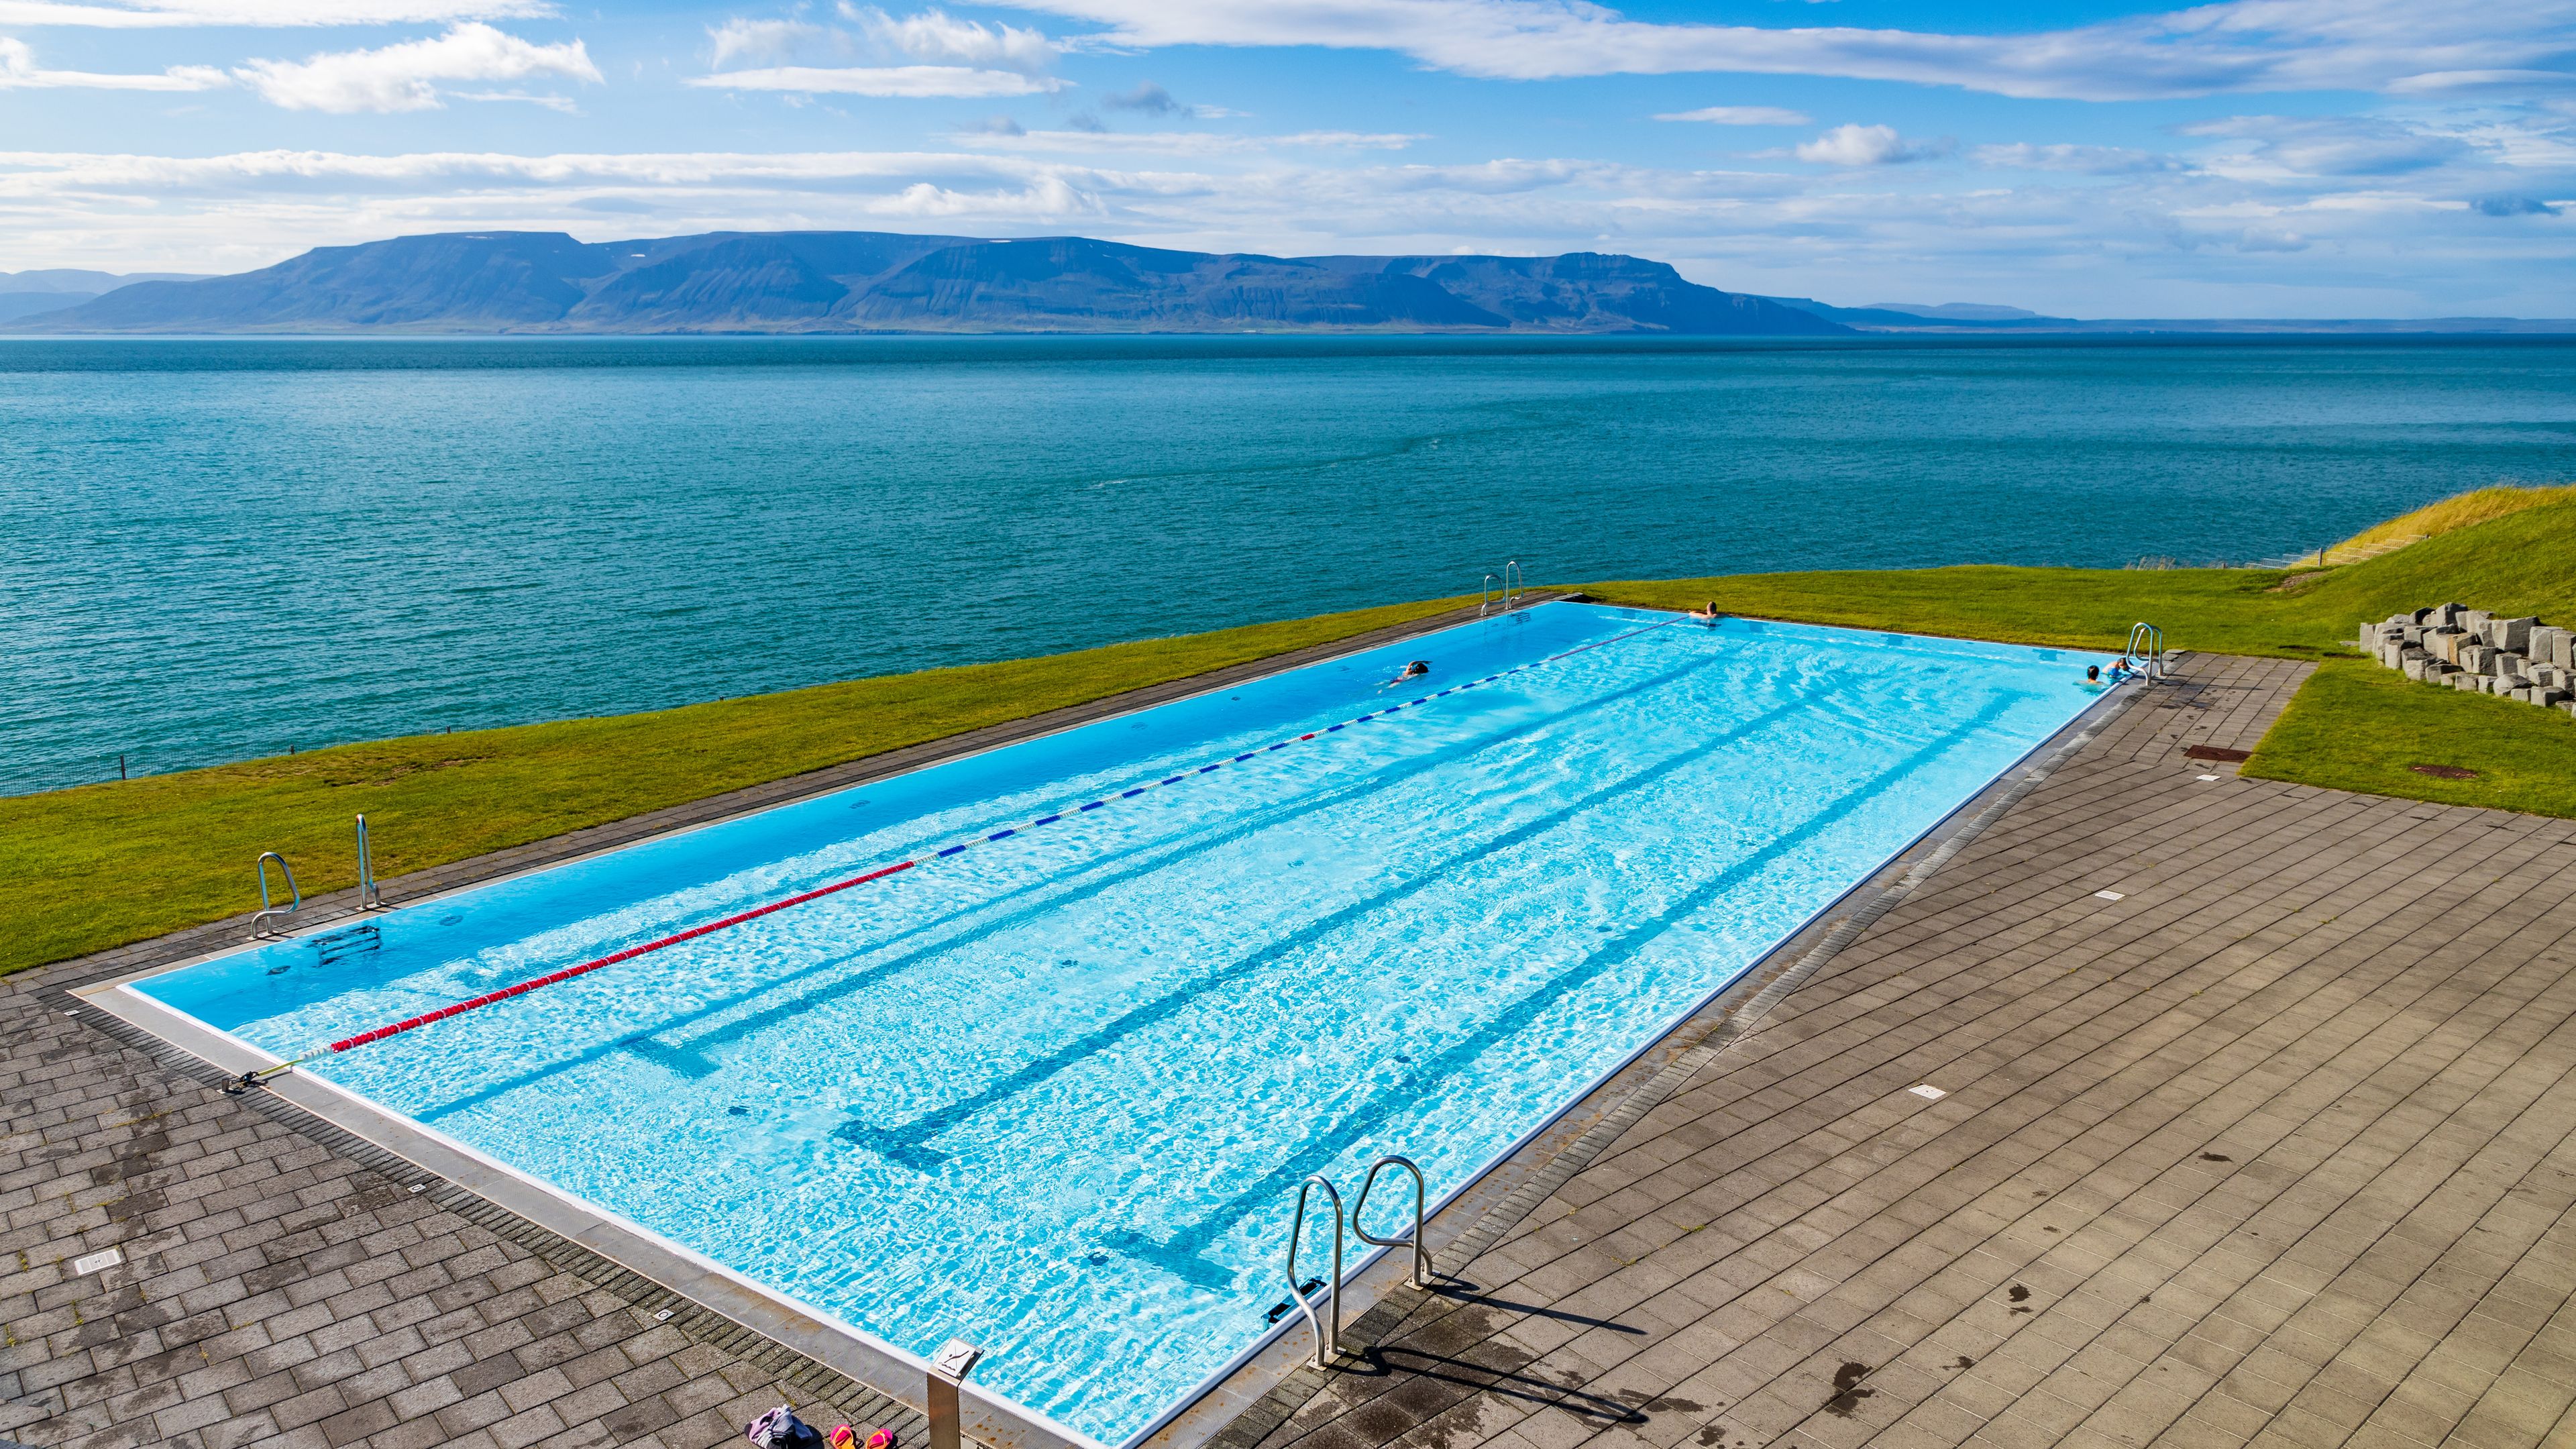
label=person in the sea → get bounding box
[1385,660,1430,687]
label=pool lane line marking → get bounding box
[292,613,1697,1065]
[845,667,1815,1179]
[415,647,1736,1120]
[1102,690,2025,1290]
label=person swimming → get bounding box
[1384,660,1430,687]
[1688,601,1723,625]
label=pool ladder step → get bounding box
[2125,621,2168,680]
[248,815,387,943]
[1281,1155,1432,1368]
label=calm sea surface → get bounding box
[6,335,2573,797]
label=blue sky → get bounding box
[3,0,2571,315]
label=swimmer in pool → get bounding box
[1688,602,1723,625]
[1384,660,1430,687]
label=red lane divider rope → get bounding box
[323,861,917,1052]
[272,606,1693,1070]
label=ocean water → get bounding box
[5,335,2572,797]
[131,603,2105,1443]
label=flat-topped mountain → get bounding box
[9,230,1849,337]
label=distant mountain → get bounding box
[1762,295,2081,329]
[1758,294,2575,335]
[7,230,1849,337]
[0,291,99,323]
[0,267,203,294]
[1861,302,2045,321]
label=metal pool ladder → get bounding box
[1282,1155,1436,1368]
[1355,1155,1432,1289]
[1479,561,1526,616]
[2125,621,2168,679]
[355,814,384,910]
[1285,1175,1346,1368]
[251,852,301,939]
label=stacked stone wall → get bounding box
[2359,603,2576,714]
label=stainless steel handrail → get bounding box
[1285,1175,1345,1368]
[1354,1155,1432,1289]
[1480,573,1501,616]
[2125,621,2167,680]
[356,814,382,910]
[251,851,301,939]
[1504,560,1523,610]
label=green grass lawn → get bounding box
[0,596,1467,976]
[1583,496,2576,659]
[2240,659,2576,817]
[9,499,2575,979]
[1583,500,2576,826]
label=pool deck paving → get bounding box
[1218,652,2576,1449]
[5,646,2574,1449]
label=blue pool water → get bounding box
[132,603,2106,1443]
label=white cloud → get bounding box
[707,16,825,66]
[955,127,1421,154]
[2237,225,2309,250]
[1794,123,1948,166]
[0,0,550,25]
[234,23,598,112]
[1974,142,2188,174]
[843,5,1057,71]
[987,0,2576,102]
[2184,115,2466,176]
[685,62,1063,96]
[1095,79,1238,118]
[1656,105,1809,125]
[2384,68,2576,93]
[450,86,576,111]
[0,34,224,87]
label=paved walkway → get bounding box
[1227,653,2576,1449]
[8,651,2574,1449]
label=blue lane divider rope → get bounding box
[306,610,1691,1059]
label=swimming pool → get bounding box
[125,603,2106,1445]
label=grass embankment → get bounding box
[0,596,1467,977]
[10,495,2575,979]
[2320,482,2576,565]
[1589,496,2576,818]
[1587,496,2576,658]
